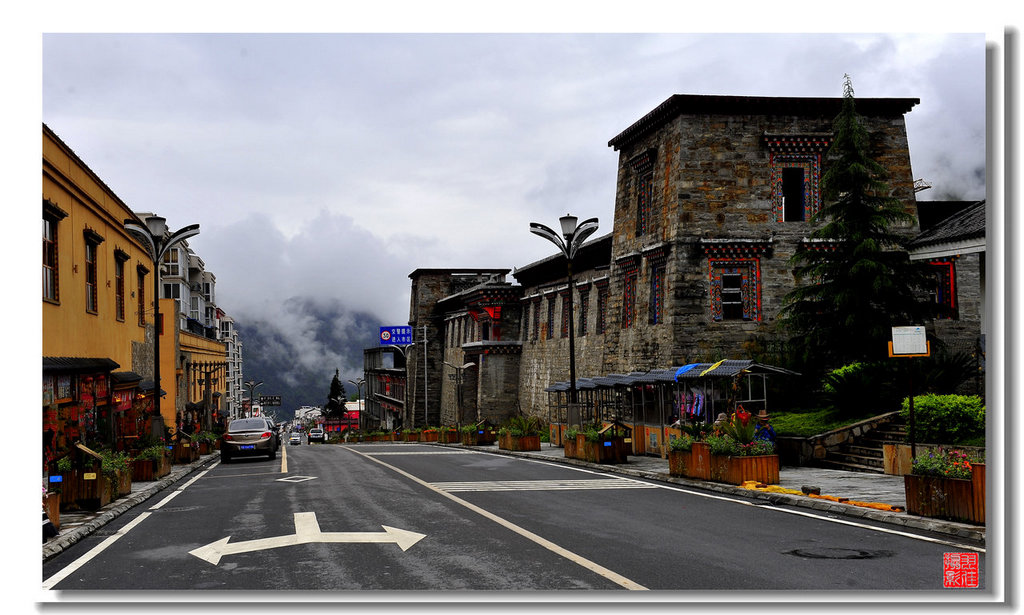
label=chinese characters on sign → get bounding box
[943,552,979,588]
[380,326,413,346]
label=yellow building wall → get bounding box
[42,126,152,372]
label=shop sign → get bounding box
[95,374,108,399]
[56,374,73,401]
[79,375,94,406]
[43,376,55,405]
[113,390,134,411]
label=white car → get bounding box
[308,428,325,443]
[289,433,302,446]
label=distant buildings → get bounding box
[371,94,985,432]
[42,124,245,470]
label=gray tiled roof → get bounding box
[909,200,986,250]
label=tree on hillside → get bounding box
[323,369,348,419]
[779,75,932,371]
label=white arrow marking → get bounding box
[189,512,426,565]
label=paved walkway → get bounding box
[43,441,984,563]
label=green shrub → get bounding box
[135,445,166,461]
[564,427,580,440]
[669,433,693,452]
[100,450,131,479]
[911,447,982,479]
[500,415,543,437]
[900,394,984,445]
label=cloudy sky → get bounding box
[39,29,991,330]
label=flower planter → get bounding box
[421,431,439,443]
[131,455,171,481]
[688,442,711,480]
[72,470,113,511]
[709,453,779,485]
[563,436,578,459]
[173,442,199,464]
[461,430,495,446]
[198,441,212,455]
[498,433,541,452]
[110,470,132,500]
[576,434,628,464]
[667,450,689,477]
[904,464,985,524]
[440,430,460,444]
[44,492,60,531]
[403,432,421,442]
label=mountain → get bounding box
[234,296,385,422]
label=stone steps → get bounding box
[823,417,906,474]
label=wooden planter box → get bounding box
[688,442,712,480]
[461,430,495,446]
[440,430,460,443]
[403,432,421,442]
[173,442,199,464]
[564,436,579,459]
[421,431,439,442]
[198,441,213,455]
[498,433,541,452]
[71,470,113,511]
[904,464,985,524]
[709,453,780,485]
[668,449,689,476]
[131,456,172,481]
[576,434,628,464]
[44,492,60,531]
[112,469,132,499]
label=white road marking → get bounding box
[188,512,426,565]
[42,512,152,590]
[346,448,648,590]
[358,450,477,456]
[432,478,657,492]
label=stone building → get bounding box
[395,94,982,427]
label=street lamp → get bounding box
[529,213,599,407]
[124,216,200,433]
[348,378,365,429]
[244,379,264,418]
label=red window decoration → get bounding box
[578,286,590,336]
[649,261,666,324]
[596,285,609,334]
[765,135,830,223]
[629,148,657,237]
[928,258,958,319]
[622,268,638,328]
[709,258,761,322]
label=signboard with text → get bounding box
[259,395,282,406]
[379,326,413,346]
[890,326,930,357]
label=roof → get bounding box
[608,94,920,151]
[43,357,120,373]
[908,200,986,256]
[544,360,799,391]
[512,233,613,288]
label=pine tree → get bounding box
[323,369,347,419]
[780,75,932,370]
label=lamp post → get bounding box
[348,378,364,430]
[124,216,200,433]
[529,214,599,407]
[244,379,264,418]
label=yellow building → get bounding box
[43,124,227,466]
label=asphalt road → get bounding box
[42,442,985,593]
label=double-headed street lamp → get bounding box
[529,214,599,407]
[124,216,200,431]
[244,379,264,418]
[348,378,365,428]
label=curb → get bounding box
[459,443,987,544]
[43,455,219,562]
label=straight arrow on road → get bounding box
[189,512,427,565]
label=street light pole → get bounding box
[348,378,364,430]
[124,216,200,435]
[529,214,599,407]
[244,379,264,418]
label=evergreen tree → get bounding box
[779,75,932,370]
[323,369,348,419]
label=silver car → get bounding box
[221,417,279,463]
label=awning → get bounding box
[43,357,120,373]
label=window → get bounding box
[43,217,59,302]
[560,291,570,338]
[114,253,127,321]
[532,299,541,341]
[649,261,666,324]
[636,173,653,236]
[765,135,830,223]
[137,265,148,326]
[927,259,959,319]
[163,283,181,299]
[546,296,556,340]
[710,259,761,322]
[163,248,181,276]
[578,287,590,337]
[596,285,609,334]
[85,239,99,313]
[190,296,201,321]
[622,269,638,328]
[782,167,805,221]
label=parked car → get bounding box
[221,417,279,463]
[289,433,302,446]
[308,427,325,444]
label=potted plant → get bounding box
[194,431,218,455]
[401,428,422,442]
[667,433,694,477]
[131,444,172,481]
[563,426,580,459]
[101,449,133,499]
[498,416,543,451]
[420,427,439,443]
[904,447,985,524]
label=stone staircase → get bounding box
[818,416,908,474]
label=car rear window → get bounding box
[229,418,270,431]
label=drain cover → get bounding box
[785,548,893,560]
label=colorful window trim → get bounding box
[622,269,638,328]
[771,154,821,222]
[709,258,761,322]
[629,148,656,237]
[928,258,958,319]
[649,260,666,325]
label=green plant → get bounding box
[911,447,981,479]
[735,439,775,456]
[100,450,131,480]
[56,456,72,473]
[900,394,985,445]
[669,433,693,452]
[706,434,739,456]
[719,409,756,444]
[581,424,603,443]
[194,431,218,444]
[564,427,580,440]
[135,445,166,461]
[705,433,775,457]
[680,422,713,442]
[459,424,479,434]
[501,415,543,437]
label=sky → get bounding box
[37,29,992,331]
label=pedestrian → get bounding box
[754,409,776,443]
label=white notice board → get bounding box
[891,326,928,356]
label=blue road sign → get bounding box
[380,326,413,346]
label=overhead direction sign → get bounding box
[259,395,282,406]
[380,326,413,345]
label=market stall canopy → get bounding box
[43,357,120,372]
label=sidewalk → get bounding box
[43,441,984,563]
